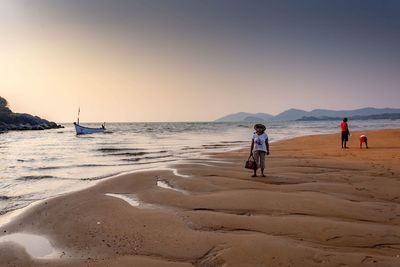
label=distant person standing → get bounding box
[341,118,350,149]
[249,124,270,177]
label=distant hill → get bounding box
[271,108,308,121]
[275,107,400,121]
[0,96,63,132]
[243,116,268,122]
[298,113,400,121]
[215,107,400,122]
[215,112,273,122]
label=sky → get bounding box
[0,0,399,122]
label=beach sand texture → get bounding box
[0,129,399,266]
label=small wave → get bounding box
[120,158,140,162]
[0,196,10,200]
[17,175,56,181]
[38,164,103,170]
[97,148,142,153]
[78,163,114,168]
[37,163,115,170]
[220,141,247,144]
[80,173,121,181]
[121,154,172,162]
[100,150,169,157]
[0,201,33,216]
[37,166,62,170]
[96,142,125,146]
[202,144,229,149]
[181,147,199,151]
[143,155,173,161]
[132,158,177,165]
[105,152,147,157]
[117,158,177,166]
[17,159,35,162]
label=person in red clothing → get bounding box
[341,118,350,149]
[360,135,368,149]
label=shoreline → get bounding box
[0,165,195,228]
[0,127,339,223]
[2,121,399,218]
[0,128,309,222]
[1,128,399,266]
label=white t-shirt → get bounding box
[252,132,268,152]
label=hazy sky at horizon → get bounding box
[1,0,400,122]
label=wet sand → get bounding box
[0,129,399,266]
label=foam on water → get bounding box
[105,193,140,207]
[157,180,188,194]
[0,233,59,258]
[169,168,191,178]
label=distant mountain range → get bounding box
[215,107,400,122]
[297,113,400,121]
[215,112,274,122]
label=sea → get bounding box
[1,120,399,217]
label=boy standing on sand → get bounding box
[341,118,350,149]
[250,124,270,177]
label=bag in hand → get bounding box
[245,155,257,170]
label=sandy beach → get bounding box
[0,129,399,266]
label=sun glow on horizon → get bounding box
[1,1,399,122]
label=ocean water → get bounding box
[1,120,399,215]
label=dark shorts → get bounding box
[341,131,349,142]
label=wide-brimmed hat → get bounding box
[254,124,266,131]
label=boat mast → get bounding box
[77,107,80,125]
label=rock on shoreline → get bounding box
[0,96,63,133]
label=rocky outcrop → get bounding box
[0,96,63,133]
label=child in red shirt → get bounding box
[360,135,368,149]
